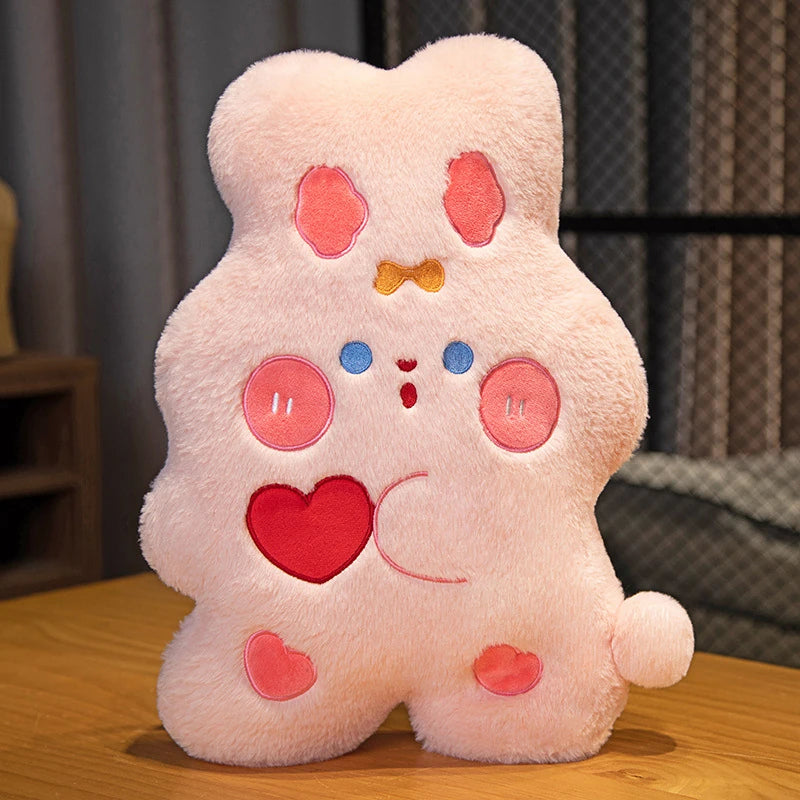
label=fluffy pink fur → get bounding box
[612,592,694,688]
[140,34,693,766]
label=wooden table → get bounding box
[0,574,798,799]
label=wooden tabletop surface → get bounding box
[0,573,798,799]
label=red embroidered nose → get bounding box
[397,358,417,372]
[400,382,417,408]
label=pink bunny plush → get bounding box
[140,34,694,766]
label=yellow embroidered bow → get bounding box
[374,259,445,295]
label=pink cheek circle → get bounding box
[243,356,334,451]
[479,358,560,452]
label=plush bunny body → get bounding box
[141,35,693,766]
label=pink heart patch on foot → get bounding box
[244,631,317,701]
[473,644,543,696]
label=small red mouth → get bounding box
[400,382,417,408]
[397,359,417,372]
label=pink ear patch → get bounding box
[243,356,334,450]
[444,152,505,246]
[473,644,543,696]
[246,476,373,583]
[244,631,316,700]
[295,166,368,258]
[479,358,560,452]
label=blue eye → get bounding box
[340,341,372,374]
[443,341,473,374]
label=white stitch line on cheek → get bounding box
[271,392,279,414]
[286,397,293,415]
[519,399,525,417]
[506,396,512,416]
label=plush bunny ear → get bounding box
[207,35,564,241]
[403,35,564,238]
[207,50,375,229]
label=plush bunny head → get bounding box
[141,35,691,767]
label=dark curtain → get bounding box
[0,0,362,575]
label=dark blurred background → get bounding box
[0,0,797,666]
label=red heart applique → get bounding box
[246,476,373,583]
[244,631,316,700]
[473,644,543,696]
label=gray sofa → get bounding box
[597,450,800,668]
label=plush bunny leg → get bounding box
[405,646,629,763]
[612,592,694,689]
[157,606,397,766]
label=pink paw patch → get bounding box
[244,631,316,700]
[246,476,373,583]
[444,151,505,246]
[295,166,368,258]
[243,355,334,451]
[473,644,543,696]
[479,358,560,452]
